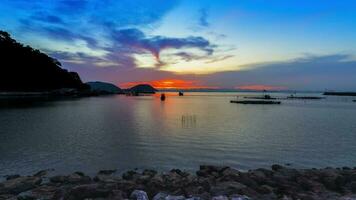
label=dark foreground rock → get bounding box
[2,165,356,199]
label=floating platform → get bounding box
[230,100,281,105]
[244,96,277,100]
[287,96,325,100]
[323,92,356,96]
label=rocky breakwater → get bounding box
[2,165,356,199]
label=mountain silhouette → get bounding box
[0,31,87,92]
[86,81,123,94]
[129,84,158,94]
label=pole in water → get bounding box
[160,93,166,101]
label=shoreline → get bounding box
[1,165,356,200]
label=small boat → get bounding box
[230,100,281,105]
[160,93,166,101]
[353,100,356,102]
[179,91,184,96]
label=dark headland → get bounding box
[0,30,156,98]
[0,31,87,93]
[2,165,356,200]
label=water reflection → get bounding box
[181,115,197,128]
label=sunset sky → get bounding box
[1,0,356,90]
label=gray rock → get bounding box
[17,185,58,200]
[65,183,115,200]
[165,195,185,200]
[50,172,91,184]
[211,195,228,200]
[210,182,247,196]
[4,175,20,181]
[153,192,169,200]
[230,194,251,200]
[130,190,149,200]
[0,176,41,195]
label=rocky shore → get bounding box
[2,165,356,200]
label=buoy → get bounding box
[160,93,166,101]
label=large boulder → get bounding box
[0,176,42,195]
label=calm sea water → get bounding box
[1,92,356,176]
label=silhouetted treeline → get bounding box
[0,31,87,92]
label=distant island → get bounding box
[125,84,158,95]
[86,81,124,95]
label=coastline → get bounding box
[1,165,356,200]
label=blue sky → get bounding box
[1,0,356,90]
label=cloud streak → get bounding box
[111,28,215,63]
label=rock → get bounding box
[165,195,185,200]
[4,175,20,180]
[350,181,356,193]
[17,185,58,200]
[0,176,41,195]
[210,181,247,196]
[65,183,116,200]
[0,194,17,200]
[230,194,251,200]
[50,172,91,184]
[271,164,284,171]
[123,170,140,181]
[143,169,158,177]
[218,168,240,182]
[130,190,149,200]
[211,195,229,200]
[153,192,169,200]
[98,169,117,175]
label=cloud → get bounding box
[112,28,214,59]
[110,28,215,66]
[199,9,210,27]
[19,19,99,49]
[31,12,65,24]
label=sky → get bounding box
[1,0,356,90]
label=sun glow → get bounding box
[121,79,218,89]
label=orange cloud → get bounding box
[235,85,286,91]
[120,79,218,89]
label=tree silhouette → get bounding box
[0,31,87,92]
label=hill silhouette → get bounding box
[129,84,158,94]
[86,81,123,94]
[0,31,87,92]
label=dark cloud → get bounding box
[111,28,215,62]
[202,54,356,90]
[20,19,98,48]
[199,9,210,27]
[31,12,65,24]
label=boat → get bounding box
[179,91,184,96]
[160,93,166,101]
[353,100,356,102]
[230,100,281,105]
